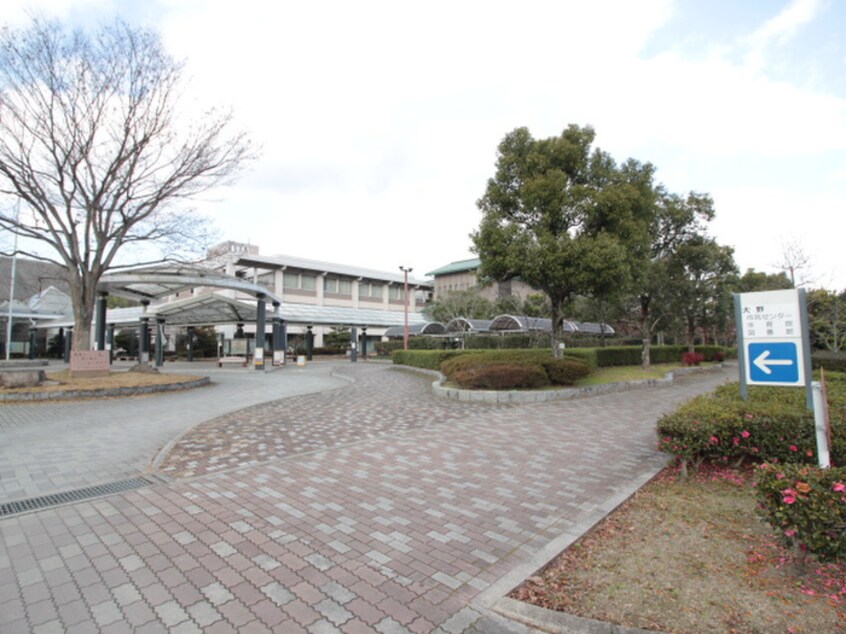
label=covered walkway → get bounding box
[39,265,429,369]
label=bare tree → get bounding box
[776,239,813,288]
[0,17,255,350]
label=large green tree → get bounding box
[807,288,846,352]
[423,289,494,323]
[737,268,793,293]
[627,190,726,366]
[472,125,655,357]
[665,236,738,349]
[0,17,254,351]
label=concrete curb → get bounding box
[0,376,211,402]
[394,363,727,404]
[488,597,663,634]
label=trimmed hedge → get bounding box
[813,350,846,373]
[391,349,465,370]
[440,350,590,387]
[392,345,734,375]
[440,350,566,375]
[452,364,550,390]
[541,358,592,385]
[757,463,846,562]
[590,344,734,367]
[657,373,846,472]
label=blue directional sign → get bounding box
[747,341,800,384]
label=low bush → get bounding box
[391,349,465,370]
[682,351,705,366]
[657,374,846,473]
[374,341,403,356]
[591,345,733,367]
[756,463,846,562]
[540,358,592,385]
[440,350,590,386]
[813,350,846,373]
[440,350,557,377]
[452,364,550,390]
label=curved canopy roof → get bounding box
[384,321,446,337]
[445,318,492,333]
[97,264,283,304]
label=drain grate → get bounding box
[0,476,157,518]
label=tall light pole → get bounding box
[399,266,412,351]
[5,201,21,361]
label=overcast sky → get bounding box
[4,0,846,288]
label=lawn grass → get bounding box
[511,465,846,633]
[573,362,681,386]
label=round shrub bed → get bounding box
[452,363,550,390]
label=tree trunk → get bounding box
[639,294,652,369]
[642,337,651,369]
[550,301,562,358]
[687,316,696,353]
[67,272,98,352]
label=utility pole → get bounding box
[5,202,20,361]
[399,266,413,351]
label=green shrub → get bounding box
[391,349,465,370]
[439,350,590,388]
[657,374,846,472]
[441,350,556,376]
[595,346,643,366]
[591,345,733,367]
[813,351,846,373]
[539,358,592,385]
[452,363,550,390]
[756,463,846,562]
[554,347,597,369]
[374,341,403,356]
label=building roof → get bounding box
[97,264,283,304]
[426,258,481,277]
[233,253,433,287]
[384,322,447,337]
[0,257,69,301]
[445,318,492,333]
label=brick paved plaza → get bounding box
[0,362,733,632]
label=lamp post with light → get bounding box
[399,266,412,350]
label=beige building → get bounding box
[207,241,433,347]
[426,258,535,302]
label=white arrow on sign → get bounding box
[753,349,794,375]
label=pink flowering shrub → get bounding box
[656,378,846,473]
[756,463,846,562]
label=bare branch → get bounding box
[0,17,255,350]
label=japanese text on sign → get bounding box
[742,302,799,339]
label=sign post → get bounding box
[735,288,812,407]
[734,288,827,466]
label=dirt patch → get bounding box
[0,369,203,394]
[511,466,846,633]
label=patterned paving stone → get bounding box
[1,362,734,631]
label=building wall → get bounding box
[433,269,537,304]
[206,242,432,349]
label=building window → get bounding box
[283,272,299,288]
[362,283,382,298]
[301,274,316,291]
[324,277,351,295]
[389,286,404,300]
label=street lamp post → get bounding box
[399,266,413,351]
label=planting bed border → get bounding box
[396,363,728,404]
[0,376,211,402]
